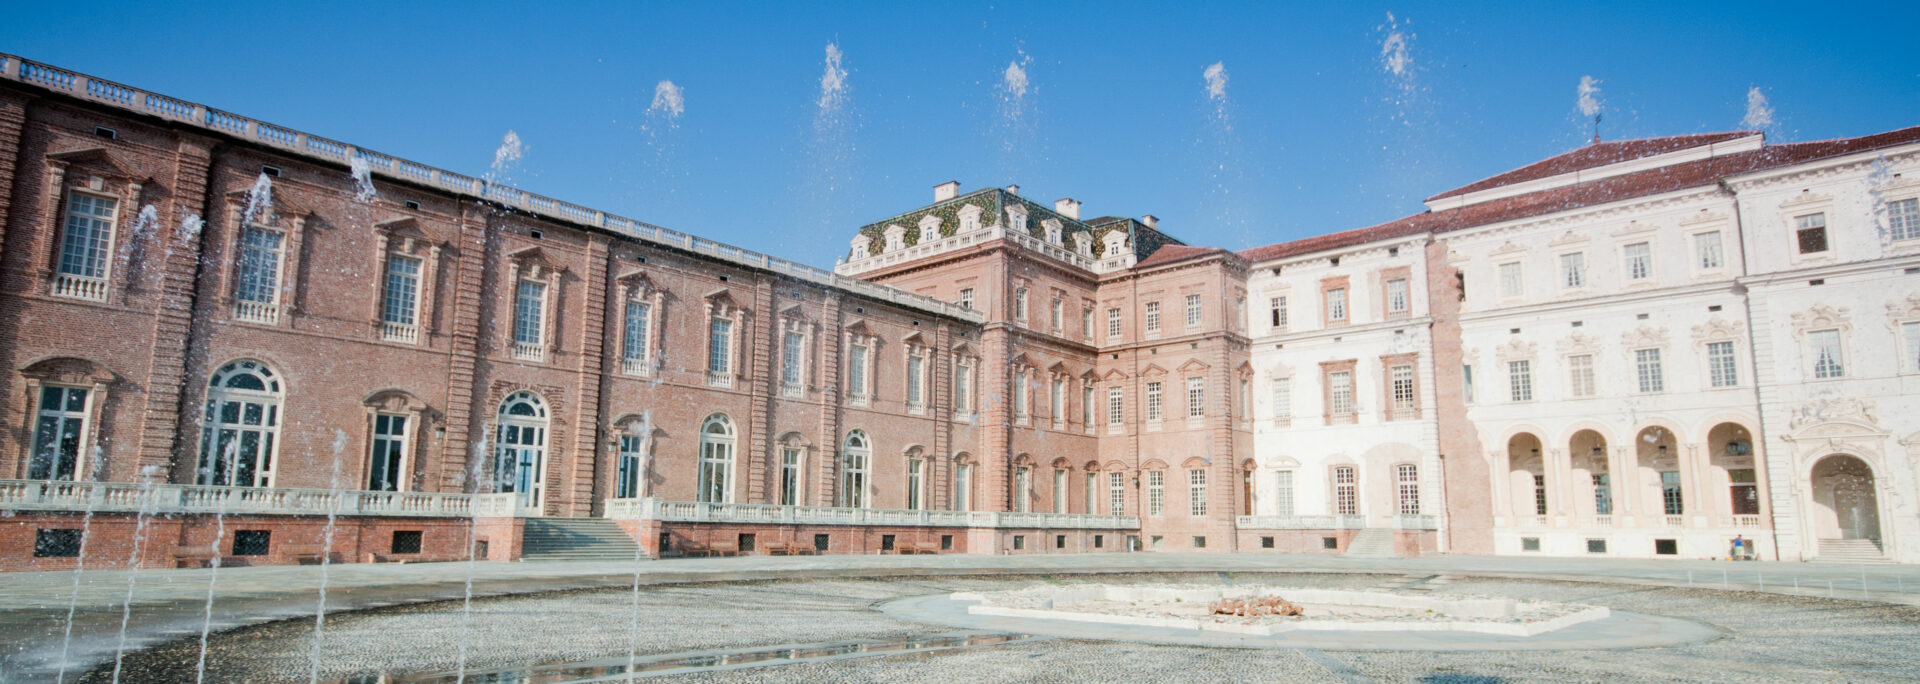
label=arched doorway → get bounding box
[1810,455,1880,542]
[199,360,284,487]
[1507,433,1544,520]
[1569,429,1610,520]
[495,392,548,509]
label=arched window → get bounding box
[495,392,548,509]
[698,414,735,503]
[953,454,974,512]
[840,430,870,508]
[198,360,284,487]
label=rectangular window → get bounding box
[1636,348,1664,393]
[1082,307,1094,339]
[29,386,89,481]
[780,448,800,505]
[1272,471,1295,517]
[513,280,545,346]
[1508,360,1532,402]
[1329,370,1354,415]
[1534,475,1547,515]
[618,435,646,499]
[1390,364,1415,411]
[1053,469,1067,514]
[1144,301,1161,332]
[1186,377,1205,418]
[236,227,286,308]
[1185,293,1203,326]
[1270,377,1291,421]
[781,332,804,388]
[1694,231,1724,270]
[954,362,972,413]
[709,318,734,375]
[1188,469,1207,517]
[382,256,421,327]
[1795,213,1828,254]
[1014,467,1030,513]
[958,287,974,310]
[1891,198,1920,242]
[1270,296,1288,329]
[57,193,117,282]
[1082,384,1095,426]
[1560,253,1586,289]
[1107,387,1123,425]
[1463,364,1475,403]
[1326,288,1347,322]
[1499,262,1524,298]
[847,343,868,398]
[1396,464,1419,515]
[1049,378,1064,424]
[1108,472,1126,515]
[1707,341,1738,387]
[1107,307,1122,340]
[368,414,408,492]
[1051,298,1064,330]
[1084,472,1097,514]
[1624,242,1652,281]
[1567,354,1595,397]
[1011,370,1028,417]
[1386,279,1409,315]
[1593,473,1612,516]
[955,464,972,511]
[909,460,925,511]
[1147,471,1165,516]
[1810,329,1844,378]
[1905,322,1920,373]
[623,302,652,366]
[1333,466,1357,515]
[1661,471,1684,515]
[1014,287,1028,320]
[907,354,925,408]
[1729,468,1759,515]
[1144,378,1159,422]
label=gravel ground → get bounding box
[86,572,1920,683]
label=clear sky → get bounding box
[5,1,1915,267]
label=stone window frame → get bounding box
[1047,371,1067,430]
[1143,299,1163,336]
[616,271,665,378]
[842,322,878,404]
[1877,175,1920,251]
[15,357,115,482]
[1105,381,1126,435]
[1612,220,1659,289]
[1379,265,1413,320]
[1548,230,1590,295]
[1678,210,1733,281]
[1395,462,1421,515]
[1320,359,1359,424]
[1380,353,1420,421]
[1186,463,1208,518]
[1106,306,1123,343]
[39,149,147,306]
[903,333,930,414]
[370,218,443,345]
[1331,464,1359,516]
[1267,363,1294,428]
[1790,304,1851,381]
[1141,364,1167,427]
[504,247,565,363]
[1144,465,1167,517]
[1320,275,1351,327]
[1887,293,1920,376]
[950,345,977,421]
[1009,364,1032,425]
[1690,316,1748,390]
[773,432,810,506]
[1496,338,1537,403]
[1079,374,1098,435]
[1558,333,1602,398]
[1013,285,1030,325]
[361,389,431,493]
[1081,301,1096,341]
[905,445,929,511]
[1780,190,1836,266]
[1184,374,1206,421]
[1622,324,1670,394]
[1490,241,1527,305]
[220,191,314,328]
[1184,292,1204,328]
[614,414,663,500]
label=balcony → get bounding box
[511,341,546,362]
[608,497,1141,530]
[622,357,649,376]
[1663,514,1686,528]
[234,299,278,324]
[1727,514,1763,528]
[51,273,107,301]
[1326,413,1357,426]
[1393,514,1439,530]
[0,479,484,517]
[708,371,734,388]
[381,321,419,344]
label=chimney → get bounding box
[934,181,960,202]
[1140,214,1159,229]
[1005,184,1020,196]
[1054,198,1081,220]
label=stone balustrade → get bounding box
[606,497,1140,529]
[1232,514,1370,530]
[0,479,483,518]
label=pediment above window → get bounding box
[1139,363,1168,378]
[18,356,117,386]
[1557,332,1601,357]
[506,245,565,278]
[1177,358,1211,374]
[1690,316,1745,344]
[222,187,313,226]
[1548,229,1590,247]
[1790,304,1851,336]
[1495,338,1537,362]
[1620,324,1669,351]
[46,147,148,183]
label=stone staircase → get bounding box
[1344,528,1399,557]
[1815,539,1890,564]
[520,517,644,562]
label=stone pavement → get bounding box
[2,553,1916,681]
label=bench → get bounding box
[172,545,220,568]
[279,544,329,564]
[899,543,940,555]
[679,540,737,557]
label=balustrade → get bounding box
[606,497,1138,529]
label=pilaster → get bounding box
[439,204,493,492]
[139,133,215,476]
[566,235,610,516]
[747,277,775,503]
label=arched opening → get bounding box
[952,453,974,512]
[697,414,735,503]
[1810,455,1880,544]
[1507,433,1544,520]
[840,430,869,508]
[495,391,548,509]
[198,360,284,487]
[904,446,927,511]
[1705,423,1760,524]
[1635,426,1681,520]
[1569,429,1610,520]
[611,414,653,500]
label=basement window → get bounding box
[1522,537,1541,552]
[34,529,83,557]
[404,200,421,210]
[391,530,423,554]
[232,530,271,556]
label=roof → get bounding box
[1238,125,1920,265]
[1426,131,1758,202]
[1136,244,1228,269]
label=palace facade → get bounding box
[1,54,1914,569]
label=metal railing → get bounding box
[0,479,482,517]
[608,497,1140,529]
[0,53,984,326]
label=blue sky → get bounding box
[5,1,1915,267]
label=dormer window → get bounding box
[849,234,872,260]
[958,204,984,233]
[1042,219,1063,245]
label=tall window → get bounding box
[1661,471,1684,515]
[1333,466,1357,515]
[1144,301,1161,333]
[381,255,421,338]
[840,431,869,508]
[907,459,925,511]
[1085,472,1098,514]
[1186,377,1205,418]
[368,414,408,492]
[1082,384,1095,426]
[1560,253,1586,289]
[617,434,645,499]
[1108,472,1126,515]
[1147,470,1165,516]
[1390,364,1415,412]
[709,318,733,377]
[1694,231,1724,270]
[781,332,804,390]
[846,343,868,402]
[1508,360,1532,402]
[1386,278,1409,315]
[1635,348,1665,393]
[697,414,735,503]
[958,288,974,310]
[780,447,801,506]
[29,386,90,481]
[1014,287,1029,321]
[56,193,117,294]
[1014,467,1031,513]
[1593,473,1612,516]
[512,280,546,358]
[953,359,974,414]
[1107,386,1124,425]
[1053,469,1068,514]
[1329,370,1354,415]
[1567,354,1596,397]
[1498,262,1524,298]
[1534,474,1547,515]
[235,226,286,321]
[1396,464,1419,515]
[494,391,547,508]
[1729,469,1759,515]
[1269,296,1288,329]
[1185,293,1203,326]
[1890,198,1920,242]
[623,301,652,372]
[1795,213,1828,254]
[198,361,283,487]
[1707,341,1738,387]
[1904,322,1920,372]
[1049,378,1064,425]
[1325,288,1347,322]
[1810,329,1844,378]
[1188,469,1207,516]
[1106,308,1122,340]
[954,463,973,511]
[1272,471,1295,517]
[1623,242,1652,281]
[1463,364,1475,403]
[1051,298,1064,330]
[1145,381,1164,421]
[1011,370,1028,418]
[1270,377,1291,422]
[1082,307,1094,339]
[906,352,925,409]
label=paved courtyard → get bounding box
[2,553,1916,682]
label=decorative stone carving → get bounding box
[1790,396,1878,430]
[1790,303,1852,335]
[1620,324,1669,352]
[1690,316,1745,345]
[1557,333,1601,357]
[1495,338,1537,362]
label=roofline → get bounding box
[1425,133,1764,211]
